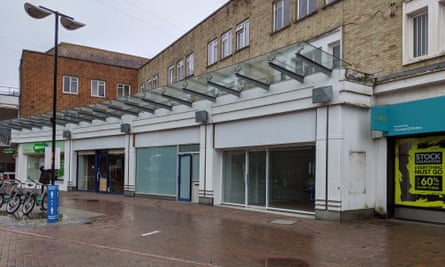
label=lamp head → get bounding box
[60,16,85,31]
[24,3,51,19]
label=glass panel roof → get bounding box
[0,41,351,133]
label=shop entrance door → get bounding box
[178,154,192,201]
[95,152,109,193]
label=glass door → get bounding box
[178,154,192,201]
[95,152,109,193]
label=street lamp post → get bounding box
[24,3,85,185]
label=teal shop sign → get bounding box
[371,96,445,136]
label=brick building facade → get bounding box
[139,0,445,89]
[20,43,148,117]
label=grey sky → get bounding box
[0,0,229,91]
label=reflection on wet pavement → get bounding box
[0,192,444,267]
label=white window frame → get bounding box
[63,75,78,95]
[152,74,159,88]
[297,27,342,72]
[403,0,445,65]
[274,0,290,31]
[186,53,194,76]
[146,79,152,90]
[117,83,130,97]
[168,65,175,85]
[298,0,317,19]
[177,59,184,81]
[91,80,106,98]
[140,82,145,92]
[222,30,233,58]
[325,0,338,5]
[208,39,218,65]
[236,19,250,50]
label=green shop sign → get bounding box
[22,141,65,154]
[33,143,48,153]
[2,148,16,155]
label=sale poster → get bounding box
[395,136,445,209]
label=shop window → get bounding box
[91,80,105,98]
[208,39,218,66]
[63,75,78,94]
[117,83,130,97]
[136,146,177,196]
[395,136,445,209]
[236,19,250,50]
[298,0,317,20]
[222,147,315,211]
[273,0,290,32]
[403,0,445,64]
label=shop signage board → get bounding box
[2,148,15,155]
[371,96,445,136]
[33,143,48,153]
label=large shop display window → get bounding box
[135,145,200,198]
[136,146,177,196]
[223,146,315,212]
[77,152,124,193]
[395,136,445,209]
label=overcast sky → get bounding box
[0,0,229,92]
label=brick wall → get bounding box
[20,51,140,117]
[139,0,445,87]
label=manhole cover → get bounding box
[265,258,309,267]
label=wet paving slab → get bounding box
[0,192,444,266]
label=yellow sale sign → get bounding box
[395,136,445,209]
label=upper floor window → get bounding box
[403,0,445,64]
[63,75,78,94]
[177,59,184,81]
[152,74,159,88]
[186,53,194,77]
[91,80,105,98]
[325,0,338,5]
[208,39,218,65]
[236,19,250,50]
[168,65,175,85]
[298,0,317,19]
[222,30,233,58]
[117,83,130,97]
[274,0,290,32]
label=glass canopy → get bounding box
[0,41,350,136]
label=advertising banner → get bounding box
[395,136,445,209]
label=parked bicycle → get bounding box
[6,178,47,215]
[0,179,20,208]
[22,178,48,215]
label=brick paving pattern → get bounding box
[0,192,443,266]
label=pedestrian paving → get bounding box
[0,191,444,266]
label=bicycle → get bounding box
[6,178,43,215]
[0,179,20,208]
[21,179,48,215]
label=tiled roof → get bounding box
[46,43,149,69]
